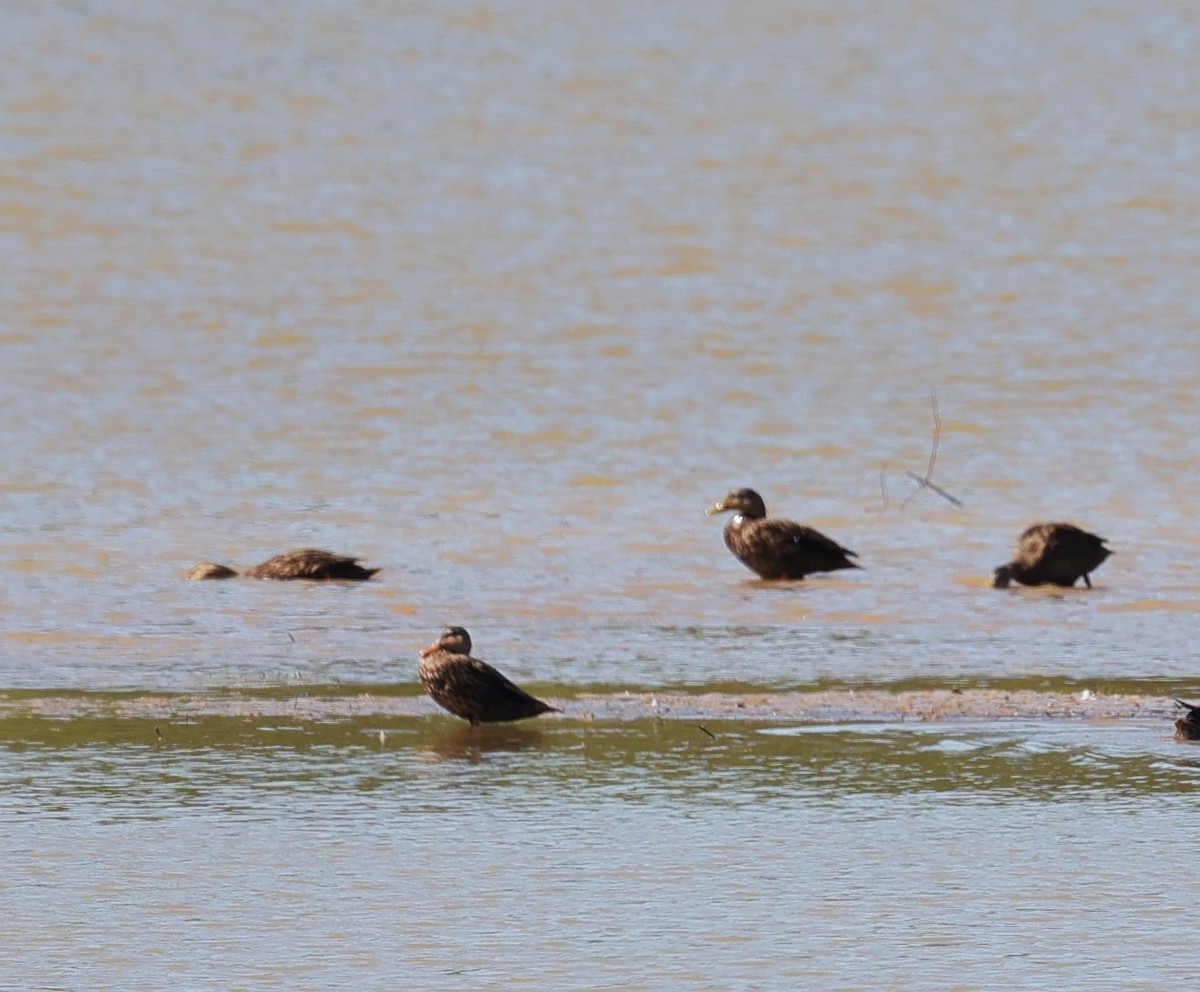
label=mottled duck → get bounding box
[705,487,859,580]
[991,523,1111,589]
[188,548,380,581]
[419,626,560,727]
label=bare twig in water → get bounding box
[698,724,716,739]
[901,388,963,507]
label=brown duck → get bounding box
[1174,699,1200,741]
[188,548,380,581]
[990,523,1111,589]
[419,626,560,727]
[705,487,859,580]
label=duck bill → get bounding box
[705,500,730,517]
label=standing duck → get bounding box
[1174,700,1200,742]
[188,548,380,581]
[419,626,560,727]
[705,487,859,580]
[990,523,1111,589]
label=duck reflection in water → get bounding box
[426,724,552,761]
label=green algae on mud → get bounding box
[2,707,1199,805]
[0,682,1191,767]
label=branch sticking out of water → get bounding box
[900,388,963,508]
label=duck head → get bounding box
[705,488,768,521]
[422,626,473,657]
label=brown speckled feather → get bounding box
[243,548,380,581]
[725,518,858,580]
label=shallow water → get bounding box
[4,0,1200,987]
[5,715,1199,990]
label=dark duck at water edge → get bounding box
[990,523,1112,589]
[188,548,381,581]
[1174,699,1200,742]
[705,487,860,581]
[419,626,561,727]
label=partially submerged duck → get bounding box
[705,487,859,580]
[188,548,380,581]
[1174,699,1200,742]
[991,523,1111,589]
[419,626,560,727]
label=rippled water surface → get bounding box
[5,717,1200,989]
[5,0,1200,987]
